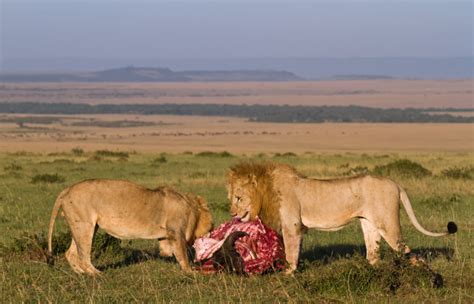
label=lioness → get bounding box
[226,162,457,274]
[47,179,213,275]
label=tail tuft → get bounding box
[447,222,457,234]
[432,272,444,288]
[47,253,55,266]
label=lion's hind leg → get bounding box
[360,218,383,265]
[377,221,411,256]
[69,221,101,275]
[65,239,85,274]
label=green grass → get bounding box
[0,151,473,302]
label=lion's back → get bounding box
[60,179,194,220]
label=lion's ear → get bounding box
[226,171,234,199]
[226,170,235,182]
[248,174,257,186]
[225,183,232,200]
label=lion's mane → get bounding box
[228,162,300,232]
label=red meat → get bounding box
[193,217,285,274]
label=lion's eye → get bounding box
[235,196,241,203]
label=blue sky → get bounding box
[1,0,472,60]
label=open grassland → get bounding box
[1,79,472,108]
[0,114,472,153]
[0,151,473,302]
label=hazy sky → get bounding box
[1,0,473,61]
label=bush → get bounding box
[152,155,167,164]
[343,166,369,176]
[95,150,129,158]
[372,159,431,178]
[195,151,233,158]
[189,171,206,179]
[441,166,474,180]
[274,152,297,157]
[299,251,442,295]
[31,173,65,184]
[4,163,22,171]
[47,159,75,164]
[71,147,84,156]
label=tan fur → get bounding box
[227,162,455,274]
[227,162,282,231]
[47,179,213,275]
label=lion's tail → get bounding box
[47,188,68,265]
[399,187,457,237]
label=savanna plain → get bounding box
[0,80,473,303]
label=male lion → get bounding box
[226,162,457,274]
[47,179,213,275]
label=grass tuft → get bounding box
[4,163,22,171]
[71,147,84,156]
[300,252,441,296]
[95,150,129,158]
[1,231,122,261]
[196,151,233,158]
[343,166,369,176]
[31,173,65,184]
[441,166,474,180]
[373,159,431,178]
[152,155,167,164]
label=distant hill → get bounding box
[0,66,303,82]
[5,57,473,79]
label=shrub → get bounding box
[195,151,233,158]
[189,171,206,179]
[372,159,431,178]
[4,163,22,171]
[343,166,369,176]
[95,150,129,158]
[152,155,167,164]
[31,173,65,184]
[274,152,297,157]
[71,147,84,156]
[49,159,75,164]
[299,251,442,295]
[441,166,474,180]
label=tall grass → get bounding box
[0,151,472,302]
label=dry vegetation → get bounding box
[0,114,472,153]
[0,151,472,302]
[1,79,472,108]
[0,80,472,302]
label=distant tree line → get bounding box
[0,102,472,123]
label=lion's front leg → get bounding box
[281,224,302,274]
[168,230,193,273]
